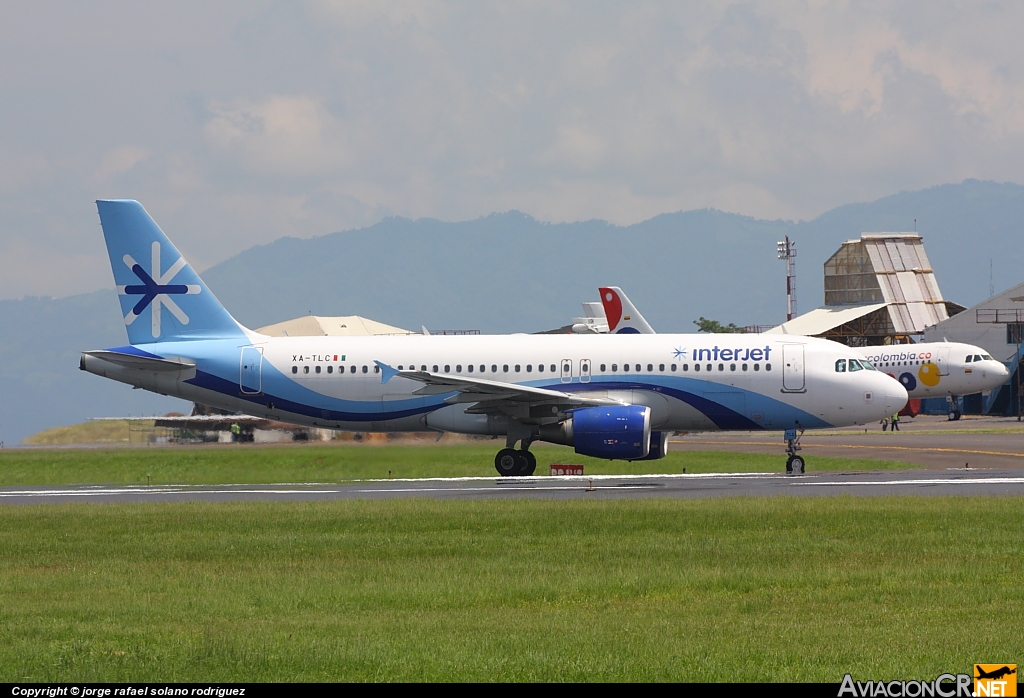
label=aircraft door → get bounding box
[782,344,806,392]
[933,346,951,375]
[580,359,592,383]
[561,358,573,383]
[240,346,263,394]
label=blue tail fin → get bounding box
[96,200,246,344]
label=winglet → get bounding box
[375,360,400,384]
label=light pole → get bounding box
[777,236,797,322]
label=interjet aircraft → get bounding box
[81,201,907,476]
[598,287,1010,421]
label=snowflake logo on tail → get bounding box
[117,241,200,338]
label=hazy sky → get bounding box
[2,1,1023,300]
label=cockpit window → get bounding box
[982,354,993,360]
[848,359,864,372]
[974,355,983,362]
[965,355,973,363]
[835,359,847,373]
[859,359,876,370]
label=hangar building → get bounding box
[923,282,1024,416]
[766,233,964,345]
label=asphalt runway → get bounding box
[674,414,1024,470]
[3,469,1024,504]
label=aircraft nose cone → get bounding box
[884,380,909,416]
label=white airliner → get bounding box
[80,201,906,475]
[597,287,1010,420]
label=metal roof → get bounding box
[765,303,888,336]
[256,315,416,337]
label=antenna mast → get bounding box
[777,236,797,322]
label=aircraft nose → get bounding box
[883,378,909,416]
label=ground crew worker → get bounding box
[230,422,241,442]
[891,412,900,431]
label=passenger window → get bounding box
[492,365,498,373]
[753,364,759,371]
[635,364,641,372]
[742,364,748,371]
[444,365,450,372]
[327,366,333,374]
[467,365,473,372]
[718,363,724,371]
[373,365,379,373]
[456,365,462,372]
[600,364,606,372]
[515,365,521,372]
[527,365,533,372]
[647,364,653,372]
[398,365,404,370]
[291,366,298,374]
[550,364,556,372]
[303,366,309,374]
[706,364,712,371]
[694,364,700,372]
[765,363,772,371]
[611,364,617,372]
[659,364,665,371]
[835,359,847,372]
[350,366,356,374]
[433,365,439,372]
[730,364,736,371]
[503,365,509,372]
[671,364,677,372]
[537,364,543,372]
[682,364,688,371]
[563,363,570,373]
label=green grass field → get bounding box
[0,497,1020,682]
[0,442,916,485]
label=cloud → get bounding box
[90,145,151,185]
[2,1,1024,300]
[204,95,353,177]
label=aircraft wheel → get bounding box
[948,410,962,421]
[520,450,537,476]
[786,455,805,475]
[495,448,521,477]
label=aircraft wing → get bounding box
[375,361,623,417]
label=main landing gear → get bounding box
[784,427,805,475]
[494,448,537,477]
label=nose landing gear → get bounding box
[784,427,805,475]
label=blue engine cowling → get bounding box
[571,405,651,460]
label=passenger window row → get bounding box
[290,362,773,375]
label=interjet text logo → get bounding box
[117,241,200,338]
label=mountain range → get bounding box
[3,179,1022,444]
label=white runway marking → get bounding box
[793,477,1024,487]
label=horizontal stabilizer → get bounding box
[81,350,195,372]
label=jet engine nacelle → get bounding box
[539,405,652,460]
[633,431,669,460]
